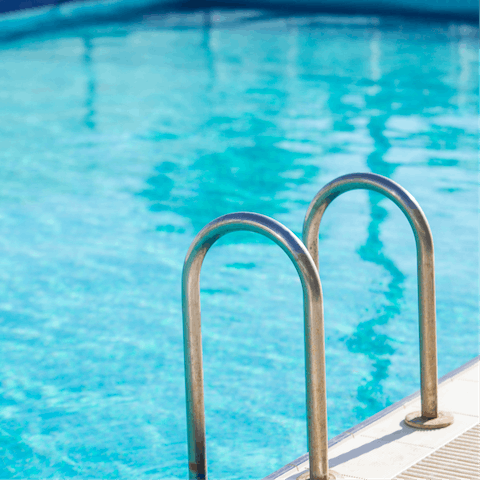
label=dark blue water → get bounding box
[0,10,478,479]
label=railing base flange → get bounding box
[405,411,454,429]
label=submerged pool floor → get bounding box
[0,8,478,480]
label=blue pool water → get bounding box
[0,9,478,479]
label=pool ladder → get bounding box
[182,173,453,480]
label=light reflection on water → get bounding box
[0,11,477,479]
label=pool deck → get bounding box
[263,356,479,480]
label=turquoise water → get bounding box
[0,10,478,479]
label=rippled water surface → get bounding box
[0,10,478,479]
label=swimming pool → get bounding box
[0,9,478,480]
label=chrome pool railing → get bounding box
[303,172,453,429]
[182,212,337,480]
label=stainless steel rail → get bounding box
[182,212,335,480]
[303,172,453,428]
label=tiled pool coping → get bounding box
[263,355,479,480]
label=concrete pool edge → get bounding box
[262,355,480,480]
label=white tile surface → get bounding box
[457,362,479,383]
[265,358,480,480]
[437,378,480,417]
[329,435,432,479]
[359,409,478,449]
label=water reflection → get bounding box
[136,17,475,419]
[350,188,405,417]
[82,36,96,130]
[348,28,475,415]
[140,115,317,233]
[138,22,320,234]
[201,10,215,92]
[348,33,405,418]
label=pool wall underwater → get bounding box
[1,0,478,47]
[1,0,479,18]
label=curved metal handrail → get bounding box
[303,172,452,428]
[182,212,333,480]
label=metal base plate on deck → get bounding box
[405,410,454,429]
